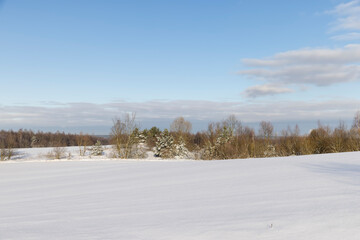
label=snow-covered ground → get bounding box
[8,145,158,162]
[1,148,360,239]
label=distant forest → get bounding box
[0,130,109,149]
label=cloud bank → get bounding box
[1,100,359,133]
[240,44,360,89]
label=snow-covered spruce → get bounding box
[91,140,104,156]
[174,137,191,159]
[154,129,175,158]
[154,131,191,159]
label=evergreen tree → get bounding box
[91,140,104,156]
[174,137,190,159]
[155,129,175,158]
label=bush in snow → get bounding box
[174,137,191,159]
[130,143,147,159]
[0,148,13,161]
[91,140,104,156]
[263,144,277,157]
[46,146,67,160]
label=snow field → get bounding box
[1,149,360,239]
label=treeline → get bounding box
[0,129,109,149]
[109,112,360,160]
[182,119,360,160]
[2,111,360,160]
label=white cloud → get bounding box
[242,84,293,98]
[240,1,360,98]
[1,100,360,132]
[331,32,360,41]
[240,44,360,88]
[327,0,360,40]
[243,44,360,66]
[328,0,360,31]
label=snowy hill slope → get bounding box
[1,150,360,239]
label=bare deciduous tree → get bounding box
[352,111,360,129]
[332,121,349,153]
[224,114,242,136]
[259,121,274,140]
[76,132,91,156]
[170,117,192,134]
[110,112,139,159]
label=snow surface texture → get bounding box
[1,148,360,239]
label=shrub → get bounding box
[77,133,92,156]
[0,135,15,161]
[47,146,67,160]
[91,140,104,156]
[110,113,139,159]
[308,124,333,154]
[174,137,191,159]
[0,148,13,161]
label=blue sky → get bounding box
[1,0,360,134]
